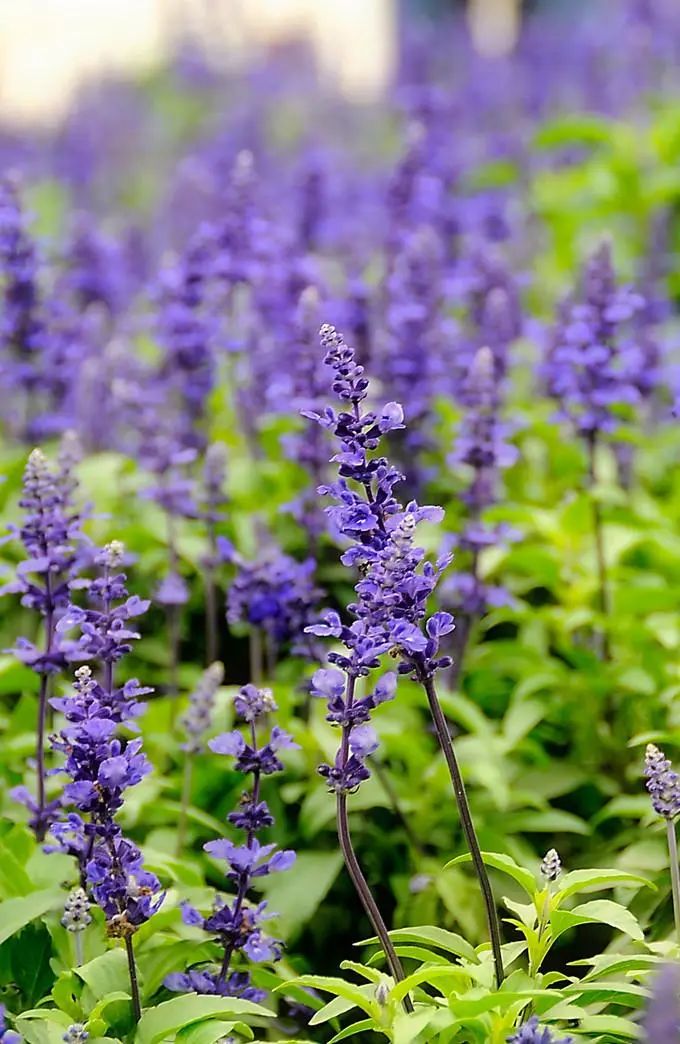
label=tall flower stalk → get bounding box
[306,324,504,988]
[167,684,296,1000]
[544,242,644,660]
[644,744,680,946]
[446,344,518,685]
[49,541,161,1022]
[4,448,84,840]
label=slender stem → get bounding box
[421,674,505,987]
[176,755,193,857]
[337,793,413,1013]
[74,930,84,968]
[205,568,218,666]
[218,721,261,985]
[35,599,54,842]
[167,605,181,729]
[335,675,413,1012]
[586,432,611,661]
[124,935,142,1023]
[249,628,263,686]
[667,820,680,948]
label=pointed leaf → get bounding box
[445,853,535,897]
[136,996,272,1044]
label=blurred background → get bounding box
[0,0,541,123]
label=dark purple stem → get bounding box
[335,676,413,1011]
[420,672,504,988]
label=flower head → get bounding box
[645,744,680,820]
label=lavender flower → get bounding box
[180,662,225,754]
[307,322,504,989]
[507,1016,572,1044]
[49,542,160,1023]
[167,684,296,1001]
[0,1006,21,1044]
[444,345,518,626]
[62,1026,88,1044]
[305,325,453,692]
[644,744,680,820]
[4,448,85,839]
[223,541,321,664]
[544,241,645,438]
[177,661,225,855]
[641,963,680,1042]
[0,176,44,434]
[644,745,680,947]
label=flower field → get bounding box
[1,4,680,1042]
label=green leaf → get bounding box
[257,851,343,939]
[551,900,644,942]
[444,853,536,898]
[576,1013,642,1038]
[308,994,356,1026]
[175,1021,251,1044]
[286,976,377,1023]
[357,926,478,964]
[556,868,653,901]
[0,839,32,897]
[0,889,63,945]
[328,1019,375,1044]
[339,960,384,984]
[135,995,273,1044]
[75,949,132,1002]
[570,900,644,941]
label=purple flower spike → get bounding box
[645,744,680,820]
[167,683,295,1002]
[641,963,680,1042]
[507,1016,572,1043]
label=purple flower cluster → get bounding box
[507,1017,572,1044]
[49,663,162,932]
[445,345,518,616]
[544,242,646,437]
[4,446,86,837]
[3,448,84,672]
[57,540,150,674]
[222,540,320,659]
[644,744,680,820]
[47,539,161,936]
[307,324,453,678]
[167,683,296,1000]
[0,176,44,421]
[305,324,454,791]
[180,661,224,754]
